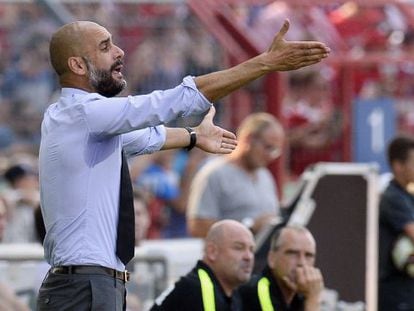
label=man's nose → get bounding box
[114,45,125,59]
[297,253,307,266]
[244,249,254,261]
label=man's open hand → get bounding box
[194,106,237,154]
[263,19,330,72]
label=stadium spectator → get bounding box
[135,148,207,238]
[187,113,284,237]
[133,188,150,245]
[379,136,414,310]
[239,225,324,311]
[1,163,39,243]
[150,219,255,310]
[0,193,31,311]
[135,150,186,238]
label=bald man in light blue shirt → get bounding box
[37,20,329,311]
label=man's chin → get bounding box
[239,271,253,283]
[117,80,127,93]
[102,81,127,97]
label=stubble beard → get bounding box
[84,58,127,97]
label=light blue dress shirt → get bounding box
[39,76,211,271]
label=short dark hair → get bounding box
[3,164,36,186]
[387,136,414,166]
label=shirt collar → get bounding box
[61,88,91,97]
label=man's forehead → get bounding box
[279,229,315,249]
[78,26,112,56]
[82,23,111,41]
[208,220,254,247]
[63,21,108,44]
[226,232,255,248]
[282,244,315,254]
[54,21,111,53]
[231,237,255,246]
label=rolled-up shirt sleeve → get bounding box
[121,125,166,156]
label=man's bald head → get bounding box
[204,219,253,247]
[203,219,255,295]
[49,21,99,76]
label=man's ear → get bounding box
[392,161,403,175]
[267,250,275,269]
[242,133,255,151]
[206,242,219,262]
[67,56,87,75]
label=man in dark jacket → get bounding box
[379,136,414,310]
[239,225,323,311]
[151,219,255,310]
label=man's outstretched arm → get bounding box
[194,19,330,102]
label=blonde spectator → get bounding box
[187,113,284,237]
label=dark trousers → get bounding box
[37,269,126,311]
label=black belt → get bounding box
[51,265,130,282]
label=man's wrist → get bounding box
[304,294,322,311]
[184,127,197,151]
